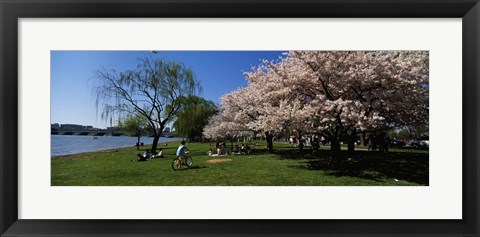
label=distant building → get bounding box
[107,126,122,136]
[51,123,60,133]
[60,124,84,130]
[163,127,171,133]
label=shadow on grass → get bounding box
[252,146,320,159]
[281,149,429,185]
[176,165,208,171]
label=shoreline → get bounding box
[51,139,181,159]
[51,146,139,159]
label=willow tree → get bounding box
[172,95,217,141]
[95,57,199,153]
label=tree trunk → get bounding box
[151,135,160,153]
[330,137,341,159]
[150,125,166,153]
[297,130,304,155]
[360,131,366,146]
[136,136,141,150]
[265,131,274,153]
[331,138,341,154]
[348,129,356,153]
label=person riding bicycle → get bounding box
[176,141,190,164]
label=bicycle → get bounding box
[172,151,193,171]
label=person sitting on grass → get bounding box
[240,144,246,154]
[176,141,190,164]
[132,149,152,162]
[245,144,251,155]
[233,145,240,154]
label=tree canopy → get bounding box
[173,95,217,141]
[95,57,200,152]
[204,51,429,157]
[120,114,150,150]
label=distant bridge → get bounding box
[51,129,121,136]
[52,128,170,137]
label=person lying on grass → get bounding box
[150,148,164,159]
[132,149,152,162]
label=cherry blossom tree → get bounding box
[203,89,255,142]
[288,51,429,157]
[242,58,316,152]
[203,114,247,140]
[204,51,428,158]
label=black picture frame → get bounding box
[1,0,479,236]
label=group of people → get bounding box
[287,135,322,155]
[209,141,228,156]
[132,141,190,163]
[207,141,253,156]
[289,135,325,147]
[233,143,251,155]
[132,131,394,163]
[367,132,391,152]
[133,139,259,163]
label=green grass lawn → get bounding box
[51,141,428,186]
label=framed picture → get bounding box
[1,0,478,236]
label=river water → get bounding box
[51,135,179,157]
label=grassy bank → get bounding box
[51,141,428,186]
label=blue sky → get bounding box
[51,51,285,128]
